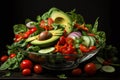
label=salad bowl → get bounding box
[26,47,101,70]
[2,7,106,71]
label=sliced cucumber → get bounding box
[38,47,55,54]
[89,36,95,46]
[95,63,102,70]
[96,56,105,64]
[81,36,91,47]
[101,65,115,73]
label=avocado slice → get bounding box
[26,29,63,47]
[50,10,73,34]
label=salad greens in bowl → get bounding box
[0,7,106,71]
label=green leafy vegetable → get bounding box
[13,24,28,34]
[67,9,84,24]
[92,17,99,33]
[0,52,24,70]
[57,74,67,79]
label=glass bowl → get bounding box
[27,47,100,70]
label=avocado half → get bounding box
[50,10,73,34]
[26,29,63,47]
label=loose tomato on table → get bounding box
[72,68,82,76]
[0,55,9,62]
[84,62,97,75]
[20,59,33,70]
[33,64,43,74]
[22,68,31,76]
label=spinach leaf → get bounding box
[0,52,24,70]
[66,9,84,24]
[92,17,99,33]
[95,31,106,48]
[13,24,28,34]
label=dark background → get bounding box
[0,0,119,52]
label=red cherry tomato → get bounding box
[9,53,16,58]
[22,68,31,76]
[84,62,97,75]
[72,68,82,76]
[33,64,43,74]
[20,59,33,70]
[0,55,8,62]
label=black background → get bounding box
[0,0,119,52]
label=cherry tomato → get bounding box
[20,59,33,70]
[9,53,16,58]
[84,62,97,75]
[0,55,8,62]
[33,64,43,74]
[72,68,82,76]
[22,68,31,76]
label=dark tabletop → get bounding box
[0,62,120,80]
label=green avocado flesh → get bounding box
[31,36,60,45]
[26,30,63,46]
[50,10,72,34]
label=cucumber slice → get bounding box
[95,63,102,70]
[38,47,55,54]
[89,36,95,46]
[81,36,91,47]
[101,65,115,73]
[96,56,105,64]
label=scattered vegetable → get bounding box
[72,68,82,76]
[33,64,43,74]
[101,65,115,73]
[20,59,33,70]
[0,55,8,63]
[84,62,97,75]
[22,68,31,76]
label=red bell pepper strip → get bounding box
[74,23,89,32]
